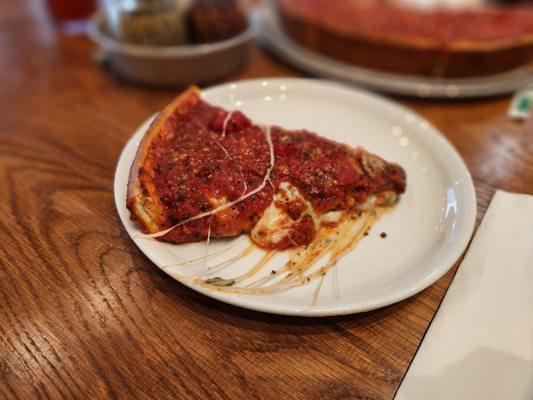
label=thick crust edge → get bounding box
[126,86,201,234]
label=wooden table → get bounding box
[1,2,531,399]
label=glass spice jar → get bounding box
[102,0,193,45]
[101,0,248,46]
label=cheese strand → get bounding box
[220,111,234,139]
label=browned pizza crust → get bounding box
[127,86,202,234]
[277,0,533,78]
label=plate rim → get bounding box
[114,77,477,316]
[258,7,533,99]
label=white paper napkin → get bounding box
[395,190,533,400]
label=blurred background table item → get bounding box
[88,0,254,85]
[45,0,97,34]
[0,1,531,399]
[263,0,533,97]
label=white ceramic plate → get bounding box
[114,78,476,316]
[258,7,533,99]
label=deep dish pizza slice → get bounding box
[127,86,406,251]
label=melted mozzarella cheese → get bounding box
[321,210,343,224]
[216,185,395,248]
[251,182,350,247]
[251,182,315,246]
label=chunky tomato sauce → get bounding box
[144,96,405,247]
[282,0,533,42]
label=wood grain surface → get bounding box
[0,1,531,399]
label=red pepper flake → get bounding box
[380,232,387,238]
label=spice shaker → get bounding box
[101,0,248,46]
